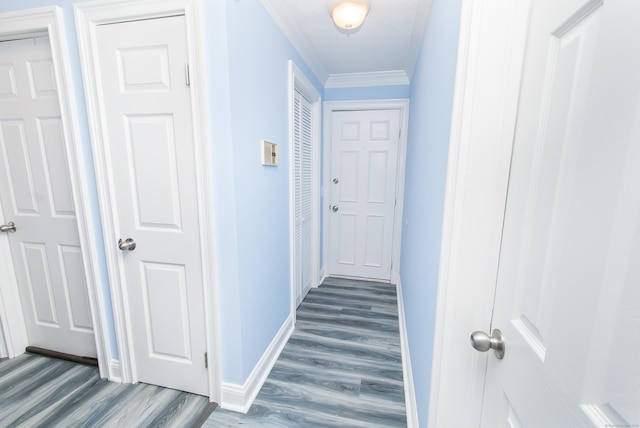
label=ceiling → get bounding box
[260,0,433,86]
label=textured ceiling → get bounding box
[260,0,432,83]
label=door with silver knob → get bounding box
[0,36,97,358]
[470,329,505,359]
[328,108,401,280]
[0,222,16,233]
[92,15,208,395]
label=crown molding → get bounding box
[260,0,329,84]
[325,70,410,88]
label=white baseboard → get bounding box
[221,314,294,413]
[397,278,419,428]
[317,267,327,287]
[109,359,122,382]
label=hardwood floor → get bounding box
[204,277,407,427]
[0,354,215,427]
[0,277,406,427]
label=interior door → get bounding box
[329,109,400,281]
[478,1,640,425]
[0,37,96,358]
[293,89,313,306]
[95,16,208,395]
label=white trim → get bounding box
[318,267,327,287]
[427,1,531,426]
[260,0,328,84]
[220,314,294,413]
[325,70,410,89]
[0,319,7,358]
[74,0,220,401]
[109,359,122,383]
[397,278,418,428]
[322,100,409,284]
[0,6,109,374]
[288,60,322,321]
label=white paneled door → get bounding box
[95,16,208,395]
[0,38,96,357]
[480,0,640,425]
[329,109,400,281]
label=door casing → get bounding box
[428,1,531,426]
[74,0,221,401]
[322,100,409,285]
[0,7,107,375]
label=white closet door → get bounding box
[293,89,313,306]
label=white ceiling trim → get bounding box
[325,70,410,88]
[260,0,329,84]
[405,0,433,79]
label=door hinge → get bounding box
[185,63,191,86]
[204,352,208,368]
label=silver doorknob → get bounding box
[470,328,505,359]
[332,205,339,212]
[118,238,136,251]
[333,178,339,184]
[0,222,16,233]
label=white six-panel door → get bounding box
[329,109,400,281]
[481,0,640,425]
[0,37,96,357]
[94,15,208,395]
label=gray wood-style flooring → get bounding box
[0,353,214,427]
[204,277,407,427]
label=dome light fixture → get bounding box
[329,0,370,30]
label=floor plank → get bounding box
[0,353,215,427]
[204,277,407,427]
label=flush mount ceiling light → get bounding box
[329,0,370,30]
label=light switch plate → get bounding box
[262,140,278,166]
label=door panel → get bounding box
[329,109,400,281]
[482,1,640,425]
[95,15,208,395]
[0,37,96,357]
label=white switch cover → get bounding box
[262,140,278,166]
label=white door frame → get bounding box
[288,60,321,320]
[322,99,409,285]
[427,1,531,426]
[0,6,109,374]
[74,0,221,401]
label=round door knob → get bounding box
[0,222,16,233]
[332,205,339,212]
[470,328,505,359]
[333,178,339,184]
[118,238,136,251]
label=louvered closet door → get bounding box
[293,89,313,306]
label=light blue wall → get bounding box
[324,85,410,101]
[204,0,322,383]
[0,0,323,386]
[400,0,461,426]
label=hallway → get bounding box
[204,277,407,427]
